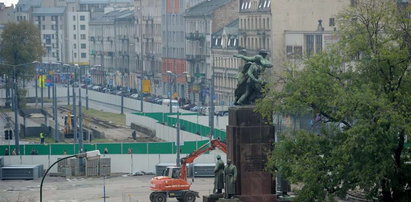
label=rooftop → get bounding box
[185,0,231,17]
[33,7,65,16]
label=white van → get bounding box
[162,99,179,110]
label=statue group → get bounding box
[213,156,238,199]
[233,49,273,106]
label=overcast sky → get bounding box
[1,0,18,6]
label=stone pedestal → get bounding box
[227,106,276,202]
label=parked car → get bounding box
[182,104,196,110]
[92,85,101,91]
[130,93,139,99]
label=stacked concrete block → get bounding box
[86,159,99,177]
[99,158,111,176]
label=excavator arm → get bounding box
[179,139,227,182]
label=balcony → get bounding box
[186,54,206,62]
[185,32,206,41]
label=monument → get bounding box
[204,49,276,202]
[228,49,276,202]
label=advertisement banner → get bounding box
[142,79,151,93]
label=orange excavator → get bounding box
[149,139,227,202]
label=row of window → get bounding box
[73,52,87,58]
[73,15,86,21]
[73,43,87,49]
[73,34,87,40]
[239,36,270,50]
[73,25,87,30]
[240,16,270,30]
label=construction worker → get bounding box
[40,132,45,144]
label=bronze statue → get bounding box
[233,49,273,105]
[224,159,237,199]
[213,155,225,194]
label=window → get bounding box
[42,16,45,21]
[81,53,87,58]
[73,25,76,30]
[73,34,76,39]
[81,43,86,49]
[80,34,86,39]
[73,44,77,49]
[80,25,86,30]
[74,53,77,58]
[304,34,322,57]
[51,25,55,30]
[42,25,45,30]
[80,15,85,21]
[286,45,303,59]
[329,18,335,26]
[73,16,76,21]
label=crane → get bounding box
[149,139,227,202]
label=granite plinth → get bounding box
[237,195,277,202]
[227,106,276,198]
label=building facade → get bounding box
[33,7,66,63]
[134,0,162,95]
[211,19,240,106]
[184,0,238,106]
[89,9,135,87]
[271,0,351,76]
[238,0,271,56]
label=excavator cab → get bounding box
[162,167,181,179]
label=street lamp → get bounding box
[166,71,187,167]
[40,150,101,202]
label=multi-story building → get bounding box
[15,0,42,22]
[65,9,90,65]
[160,0,211,100]
[211,19,240,106]
[271,0,351,75]
[134,0,162,95]
[184,0,238,106]
[33,7,66,63]
[238,0,271,56]
[89,9,135,88]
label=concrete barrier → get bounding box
[1,151,226,173]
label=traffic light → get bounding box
[4,130,12,140]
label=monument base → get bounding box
[203,193,224,202]
[237,194,277,202]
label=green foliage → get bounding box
[258,0,411,201]
[0,21,43,79]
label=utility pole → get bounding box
[65,64,70,105]
[35,71,38,107]
[121,73,124,114]
[209,63,215,138]
[139,0,144,113]
[86,67,89,110]
[52,71,59,142]
[176,107,181,166]
[72,67,77,144]
[169,75,172,114]
[13,66,20,155]
[78,65,83,152]
[41,68,44,109]
[47,63,51,99]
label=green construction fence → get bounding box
[0,140,210,156]
[134,112,226,140]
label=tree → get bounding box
[0,21,43,107]
[256,0,411,201]
[0,20,43,79]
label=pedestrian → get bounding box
[128,147,133,154]
[12,149,16,155]
[39,132,45,144]
[31,148,37,155]
[132,130,137,140]
[104,147,109,154]
[4,148,9,155]
[63,150,67,155]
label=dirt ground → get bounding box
[0,174,214,202]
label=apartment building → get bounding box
[134,0,162,95]
[239,0,271,56]
[211,19,240,106]
[184,0,238,106]
[33,7,65,63]
[160,0,211,100]
[89,9,135,87]
[271,0,351,75]
[66,10,90,65]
